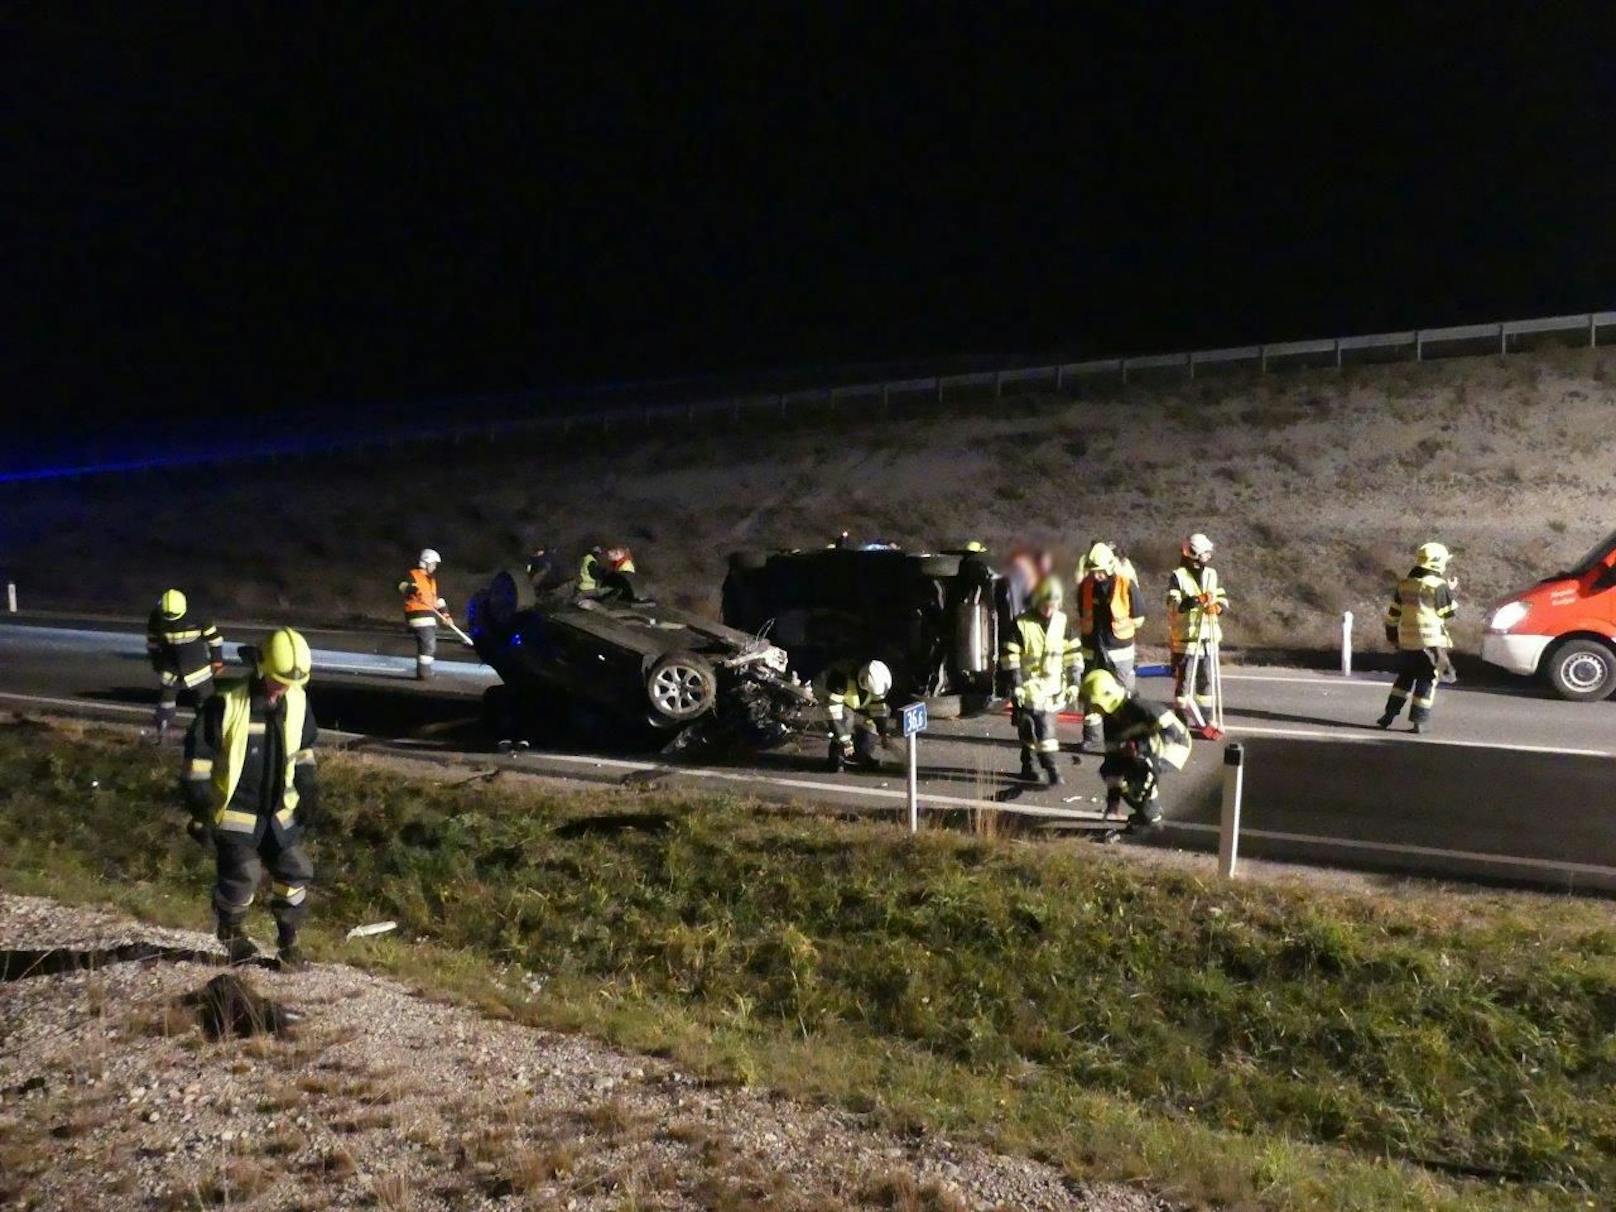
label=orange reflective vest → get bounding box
[399,568,439,620]
[1078,573,1139,644]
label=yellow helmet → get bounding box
[259,627,312,687]
[1084,542,1117,576]
[963,540,987,553]
[1031,575,1064,609]
[1415,541,1451,572]
[158,589,187,620]
[1081,668,1127,715]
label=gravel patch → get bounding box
[0,892,1174,1210]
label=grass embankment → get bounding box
[3,720,1614,1210]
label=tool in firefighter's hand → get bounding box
[1181,629,1225,740]
[1436,649,1459,686]
[432,607,476,649]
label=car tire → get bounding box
[916,554,961,578]
[1545,638,1616,702]
[483,569,536,629]
[925,693,963,721]
[645,652,718,724]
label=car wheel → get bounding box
[645,652,718,723]
[483,569,536,629]
[1545,638,1616,702]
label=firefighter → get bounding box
[577,545,636,597]
[182,628,319,969]
[1003,575,1082,786]
[824,659,893,772]
[398,549,449,680]
[1377,542,1458,734]
[525,545,569,595]
[1077,542,1144,747]
[146,589,225,742]
[1167,533,1229,732]
[1082,668,1192,831]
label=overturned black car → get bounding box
[721,544,1000,715]
[467,570,816,751]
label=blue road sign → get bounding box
[899,701,928,738]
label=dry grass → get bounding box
[5,349,1613,655]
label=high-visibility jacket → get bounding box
[823,664,891,739]
[1078,573,1143,653]
[1002,608,1082,711]
[1102,697,1192,771]
[399,568,441,622]
[183,679,318,839]
[146,608,224,689]
[1385,566,1456,650]
[1166,565,1228,651]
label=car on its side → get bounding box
[1482,528,1616,701]
[721,543,999,715]
[467,569,816,749]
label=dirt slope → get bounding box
[5,349,1612,653]
[0,893,1168,1212]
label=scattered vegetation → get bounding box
[5,722,1616,1209]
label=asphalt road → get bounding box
[3,616,1614,892]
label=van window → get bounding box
[1571,529,1616,575]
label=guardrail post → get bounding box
[1259,344,1268,373]
[1341,611,1354,676]
[1415,330,1424,361]
[1218,743,1245,878]
[1592,313,1599,348]
[1499,322,1507,355]
[1334,337,1342,369]
[6,582,16,614]
[1187,352,1196,381]
[993,371,1003,400]
[1120,358,1129,386]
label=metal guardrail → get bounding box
[5,310,1611,482]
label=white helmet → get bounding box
[1182,533,1215,562]
[419,548,442,569]
[858,659,893,699]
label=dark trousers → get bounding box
[1100,751,1159,823]
[1017,708,1060,769]
[156,675,215,729]
[1384,649,1440,724]
[213,829,313,941]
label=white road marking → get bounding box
[1163,820,1616,880]
[1226,722,1613,758]
[1222,673,1388,687]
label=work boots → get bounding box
[1374,712,1397,730]
[1039,756,1063,788]
[1018,754,1038,783]
[217,921,259,966]
[276,925,308,973]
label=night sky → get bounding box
[9,6,1614,434]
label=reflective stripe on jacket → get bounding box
[146,609,223,679]
[184,680,315,835]
[824,666,890,738]
[399,568,439,620]
[1167,565,1227,651]
[1102,697,1193,771]
[1002,608,1081,710]
[1385,568,1455,650]
[1078,574,1142,648]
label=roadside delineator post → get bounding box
[1341,611,1354,676]
[1218,743,1245,878]
[5,582,15,614]
[899,701,928,836]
